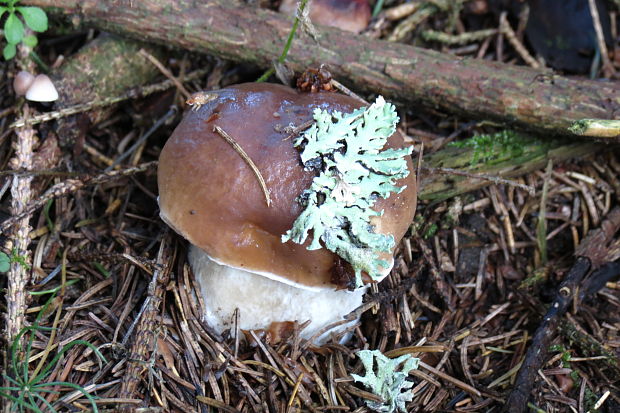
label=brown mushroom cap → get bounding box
[158,83,416,289]
[13,71,35,96]
[279,0,371,34]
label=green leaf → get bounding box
[3,42,16,59]
[0,252,10,272]
[4,12,24,44]
[17,7,47,32]
[22,34,37,47]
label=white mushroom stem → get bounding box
[188,245,366,344]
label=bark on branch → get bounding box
[26,0,620,138]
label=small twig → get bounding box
[499,12,540,69]
[418,361,482,398]
[422,28,498,45]
[213,125,272,207]
[587,0,615,77]
[389,4,438,42]
[0,169,81,178]
[287,372,305,411]
[569,119,620,138]
[330,79,368,104]
[9,68,208,128]
[283,119,314,141]
[0,161,157,235]
[422,166,535,194]
[415,142,424,196]
[139,48,192,99]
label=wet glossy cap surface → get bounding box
[158,83,416,288]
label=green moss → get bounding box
[450,130,542,167]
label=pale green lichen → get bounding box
[351,349,419,413]
[281,96,412,288]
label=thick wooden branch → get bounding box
[26,0,620,138]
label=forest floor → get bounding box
[0,0,619,412]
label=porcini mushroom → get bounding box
[25,74,59,102]
[279,0,372,33]
[158,83,416,343]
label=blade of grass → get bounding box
[537,160,553,266]
[27,391,45,413]
[256,0,309,82]
[0,391,39,410]
[33,391,59,413]
[32,249,68,379]
[372,0,385,17]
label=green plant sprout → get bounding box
[0,249,32,273]
[10,248,30,269]
[256,0,309,82]
[351,349,419,413]
[0,294,107,412]
[282,96,412,288]
[0,0,48,60]
[450,130,535,167]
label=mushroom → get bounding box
[279,0,372,33]
[24,74,59,102]
[158,83,416,343]
[13,71,35,96]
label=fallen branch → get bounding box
[119,234,172,410]
[24,0,620,137]
[501,257,591,413]
[502,207,620,412]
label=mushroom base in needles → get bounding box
[157,83,416,343]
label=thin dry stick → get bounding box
[587,0,615,77]
[9,68,209,128]
[5,108,35,346]
[499,12,540,69]
[0,161,157,235]
[418,361,482,397]
[423,166,535,194]
[213,125,272,207]
[287,372,305,410]
[139,48,192,99]
[330,79,368,104]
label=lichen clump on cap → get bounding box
[282,96,412,288]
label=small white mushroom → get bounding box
[13,71,35,96]
[25,74,59,102]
